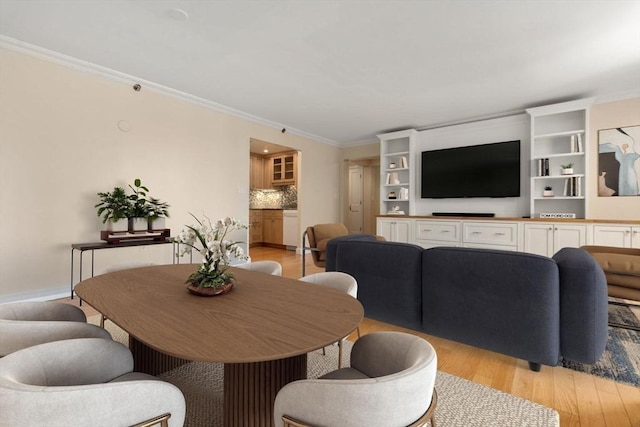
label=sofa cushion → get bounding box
[422,247,560,366]
[590,253,640,277]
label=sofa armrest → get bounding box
[553,247,608,364]
[325,234,378,271]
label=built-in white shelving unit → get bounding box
[526,98,595,219]
[378,129,417,216]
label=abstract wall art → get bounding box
[598,125,640,197]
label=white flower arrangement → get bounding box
[173,214,248,288]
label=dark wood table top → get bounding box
[75,264,363,363]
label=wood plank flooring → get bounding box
[59,246,640,426]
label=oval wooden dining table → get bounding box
[75,263,364,427]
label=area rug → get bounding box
[94,317,558,427]
[560,300,640,387]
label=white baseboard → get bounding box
[0,286,69,304]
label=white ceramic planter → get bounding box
[106,219,128,233]
[129,217,148,232]
[543,190,554,197]
[148,217,166,231]
[561,168,574,175]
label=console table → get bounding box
[70,239,186,299]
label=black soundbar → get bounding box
[432,212,495,217]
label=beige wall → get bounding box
[0,47,342,301]
[588,97,640,220]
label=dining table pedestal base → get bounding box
[224,354,308,427]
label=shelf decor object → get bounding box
[597,125,640,197]
[527,98,595,219]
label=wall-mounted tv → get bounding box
[421,140,521,198]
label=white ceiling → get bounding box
[1,1,639,145]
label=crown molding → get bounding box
[0,35,340,147]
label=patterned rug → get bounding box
[561,299,640,387]
[94,317,558,427]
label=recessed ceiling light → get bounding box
[167,8,189,21]
[263,148,269,153]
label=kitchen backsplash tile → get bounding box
[250,185,297,209]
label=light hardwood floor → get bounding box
[61,246,640,426]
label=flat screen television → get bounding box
[421,140,520,198]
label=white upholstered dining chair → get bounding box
[236,260,283,276]
[274,331,438,427]
[0,301,111,357]
[299,271,360,368]
[0,337,186,426]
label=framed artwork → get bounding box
[598,125,640,197]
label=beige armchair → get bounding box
[274,331,438,427]
[302,223,349,276]
[581,245,640,301]
[0,338,186,426]
[0,301,111,357]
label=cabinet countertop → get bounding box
[377,215,640,224]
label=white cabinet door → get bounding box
[593,225,632,247]
[524,223,554,256]
[394,219,412,243]
[525,223,587,256]
[633,227,640,248]
[376,218,412,243]
[377,218,393,241]
[553,224,587,251]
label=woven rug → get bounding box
[560,299,640,387]
[93,317,558,427]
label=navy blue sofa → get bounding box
[325,237,608,371]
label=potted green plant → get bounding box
[127,178,150,232]
[543,186,554,197]
[561,163,574,175]
[147,197,170,231]
[95,187,131,232]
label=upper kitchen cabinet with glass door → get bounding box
[269,151,297,186]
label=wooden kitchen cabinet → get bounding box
[268,152,297,186]
[249,209,263,246]
[262,210,283,245]
[250,155,265,190]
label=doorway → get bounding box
[345,158,379,235]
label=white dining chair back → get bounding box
[274,331,438,427]
[299,271,360,367]
[236,260,282,276]
[0,301,111,357]
[299,271,357,299]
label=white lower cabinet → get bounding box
[462,222,518,251]
[414,220,460,248]
[377,218,412,243]
[524,223,588,257]
[593,225,640,248]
